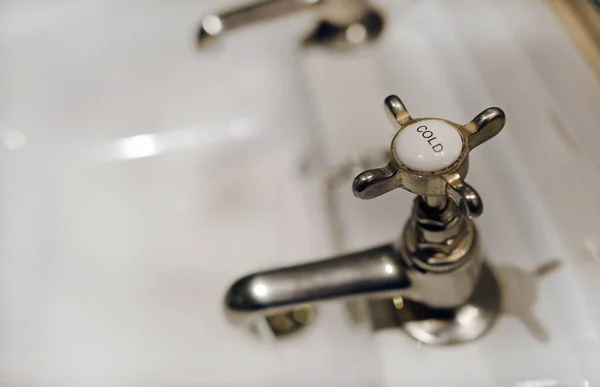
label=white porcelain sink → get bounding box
[1,0,599,386]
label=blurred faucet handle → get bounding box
[197,0,385,49]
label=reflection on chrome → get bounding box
[384,262,395,274]
[345,24,367,44]
[201,15,223,36]
[252,283,268,297]
[456,304,480,326]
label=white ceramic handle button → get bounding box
[394,120,463,172]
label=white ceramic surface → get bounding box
[1,0,599,386]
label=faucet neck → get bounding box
[398,196,475,273]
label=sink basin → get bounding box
[1,0,599,386]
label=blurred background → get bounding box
[1,0,600,386]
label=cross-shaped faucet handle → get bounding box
[352,95,506,218]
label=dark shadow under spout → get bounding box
[225,244,411,318]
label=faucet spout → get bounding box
[197,0,384,49]
[225,244,410,318]
[198,0,320,47]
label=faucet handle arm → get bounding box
[352,164,401,200]
[444,173,483,218]
[384,95,412,126]
[465,107,506,150]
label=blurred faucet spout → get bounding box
[197,0,384,49]
[198,0,321,47]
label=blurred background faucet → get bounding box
[197,0,385,49]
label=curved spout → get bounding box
[198,0,321,47]
[197,0,384,49]
[225,244,411,318]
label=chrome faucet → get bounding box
[225,95,506,345]
[197,0,385,49]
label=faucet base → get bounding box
[369,262,500,345]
